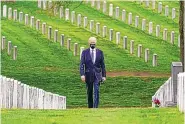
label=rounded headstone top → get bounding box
[172,62,182,66]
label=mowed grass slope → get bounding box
[1,108,184,124]
[1,18,168,107]
[3,1,180,73]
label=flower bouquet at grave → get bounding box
[152,98,161,108]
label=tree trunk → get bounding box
[179,1,184,71]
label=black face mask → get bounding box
[90,44,96,49]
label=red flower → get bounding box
[153,98,160,105]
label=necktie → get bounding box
[91,49,94,64]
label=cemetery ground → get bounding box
[2,16,169,107]
[1,108,184,124]
[1,1,184,123]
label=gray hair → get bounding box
[88,37,97,44]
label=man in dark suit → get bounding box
[80,37,106,108]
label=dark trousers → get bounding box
[86,76,100,108]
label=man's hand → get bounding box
[81,76,85,82]
[102,77,106,81]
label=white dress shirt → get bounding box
[90,48,96,64]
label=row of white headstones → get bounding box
[2,4,82,59]
[152,77,173,107]
[85,0,180,47]
[2,3,155,66]
[1,36,17,60]
[87,0,176,20]
[152,72,185,113]
[37,1,158,66]
[40,0,177,21]
[2,4,67,109]
[0,75,66,110]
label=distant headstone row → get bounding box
[37,2,159,66]
[137,1,176,20]
[0,76,66,109]
[83,1,179,47]
[3,5,84,58]
[1,36,17,60]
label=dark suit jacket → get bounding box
[80,48,106,83]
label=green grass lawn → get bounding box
[2,1,180,73]
[1,108,184,124]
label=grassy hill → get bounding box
[4,1,180,72]
[1,1,177,108]
[2,18,167,107]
